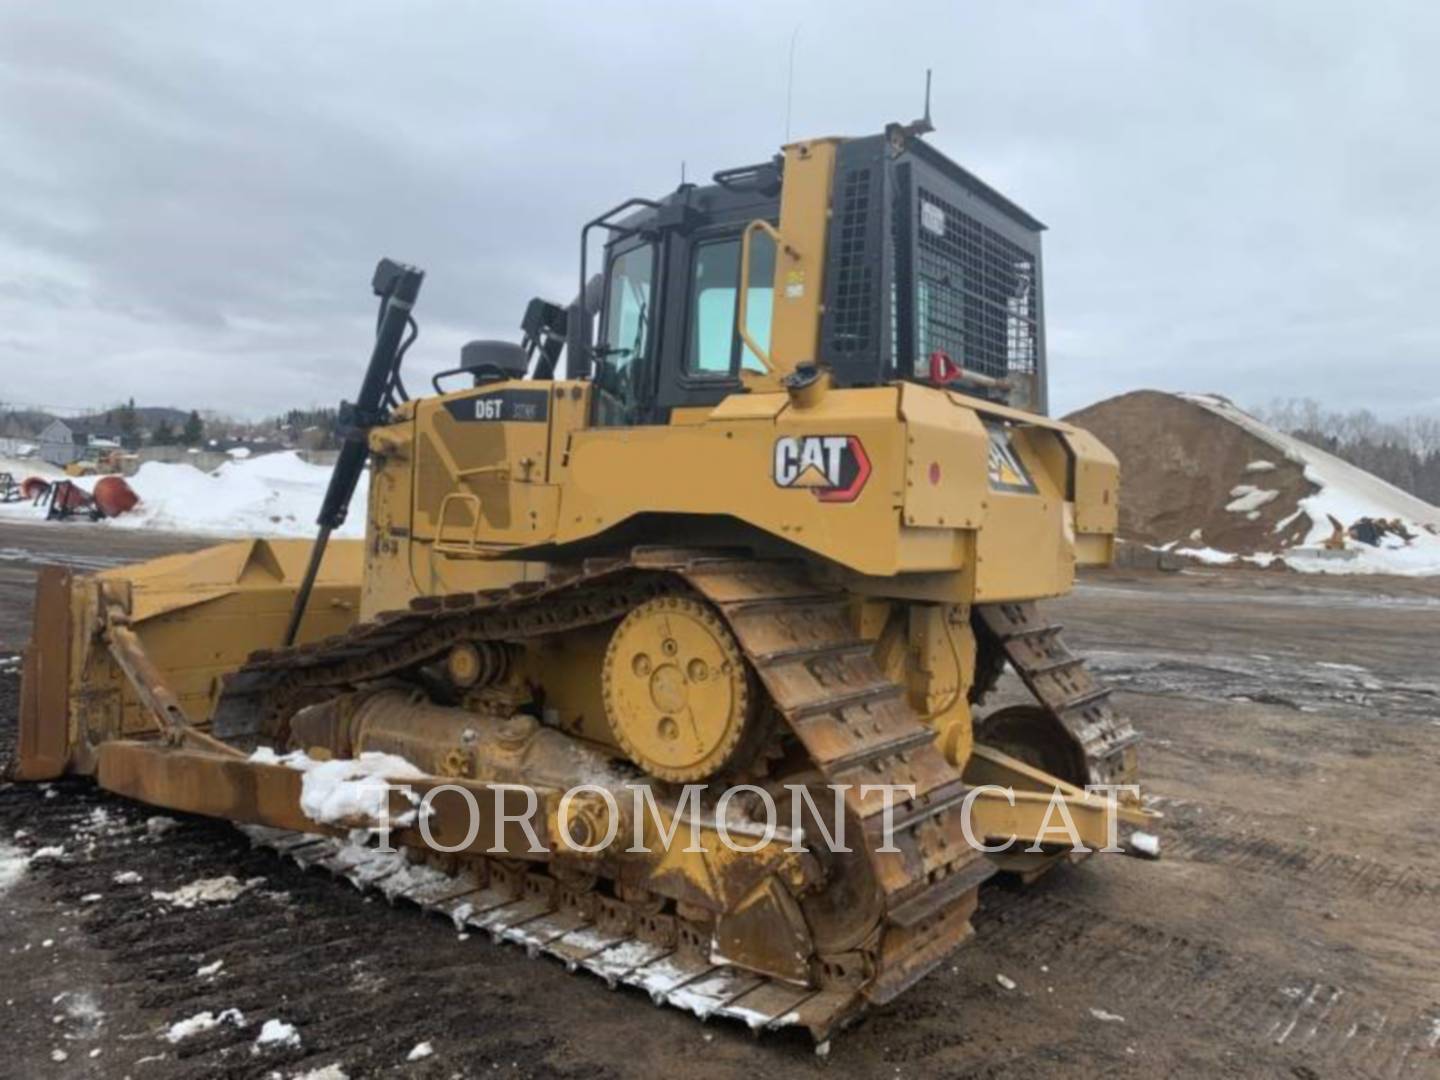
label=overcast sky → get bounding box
[2,1,1437,421]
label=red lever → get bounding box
[928,350,963,384]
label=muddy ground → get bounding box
[1,520,1437,1078]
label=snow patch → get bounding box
[145,816,179,838]
[1128,831,1162,858]
[406,1041,435,1061]
[1089,1007,1126,1023]
[163,1008,246,1042]
[151,875,264,909]
[253,1019,301,1052]
[1225,485,1279,514]
[1160,545,1239,566]
[1245,460,1277,472]
[196,959,224,978]
[113,870,143,885]
[0,843,27,895]
[290,1065,349,1080]
[62,991,105,1034]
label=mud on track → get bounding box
[1,518,1438,1077]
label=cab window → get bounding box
[687,232,774,376]
[599,241,656,403]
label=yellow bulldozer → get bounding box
[16,118,1150,1042]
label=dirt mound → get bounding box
[1066,391,1440,575]
[1065,390,1314,553]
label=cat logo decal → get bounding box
[773,435,871,503]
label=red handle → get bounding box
[928,350,963,384]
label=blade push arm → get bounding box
[284,258,425,646]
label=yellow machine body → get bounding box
[364,377,1118,618]
[16,131,1146,1043]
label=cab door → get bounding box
[591,238,659,427]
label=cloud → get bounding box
[0,0,1436,419]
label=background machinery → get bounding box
[17,119,1147,1042]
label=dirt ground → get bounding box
[1,520,1438,1079]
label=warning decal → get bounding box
[984,421,1037,494]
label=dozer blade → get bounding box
[15,537,364,781]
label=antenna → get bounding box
[916,68,934,136]
[884,68,936,152]
[784,25,800,142]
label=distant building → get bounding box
[37,419,81,466]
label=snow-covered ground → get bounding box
[0,451,363,540]
[1175,394,1440,576]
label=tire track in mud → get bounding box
[966,880,1440,1078]
[1146,795,1440,909]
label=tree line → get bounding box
[1252,398,1440,506]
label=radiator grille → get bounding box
[915,187,1038,380]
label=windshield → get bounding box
[687,232,774,376]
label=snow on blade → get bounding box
[250,748,427,830]
[163,1008,246,1042]
[151,875,264,909]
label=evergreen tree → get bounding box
[117,397,140,448]
[181,409,204,446]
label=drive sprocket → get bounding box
[601,594,754,782]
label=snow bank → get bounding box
[1180,394,1440,576]
[0,451,362,540]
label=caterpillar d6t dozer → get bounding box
[17,119,1152,1043]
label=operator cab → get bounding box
[521,131,1050,424]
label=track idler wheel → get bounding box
[601,595,756,783]
[975,704,1088,785]
[973,704,1089,882]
